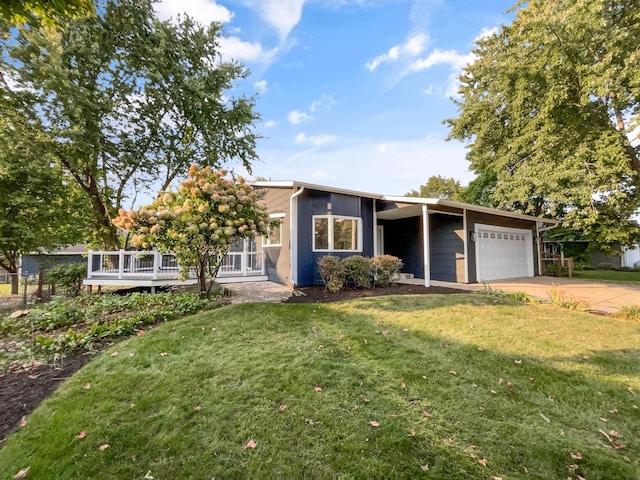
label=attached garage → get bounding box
[475,224,534,281]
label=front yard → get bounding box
[0,294,638,479]
[573,269,640,283]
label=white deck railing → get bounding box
[86,250,264,280]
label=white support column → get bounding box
[372,199,377,256]
[462,209,469,284]
[118,250,124,280]
[152,251,160,280]
[87,250,93,279]
[422,205,431,287]
[241,239,248,276]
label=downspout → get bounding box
[289,186,305,286]
[462,208,469,284]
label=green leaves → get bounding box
[447,0,640,248]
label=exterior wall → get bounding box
[21,254,85,276]
[466,211,539,283]
[297,189,375,286]
[258,187,293,286]
[378,217,423,279]
[429,214,465,282]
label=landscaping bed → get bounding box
[285,284,469,303]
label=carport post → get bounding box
[422,205,431,287]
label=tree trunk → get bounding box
[11,273,18,295]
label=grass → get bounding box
[1,294,639,479]
[573,269,640,283]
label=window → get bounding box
[313,215,362,252]
[264,213,284,246]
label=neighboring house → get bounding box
[253,181,557,287]
[543,237,640,269]
[21,244,88,276]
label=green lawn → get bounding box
[573,269,640,283]
[1,294,639,479]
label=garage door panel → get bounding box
[476,226,533,281]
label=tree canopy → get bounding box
[0,0,93,25]
[406,175,464,200]
[1,0,260,250]
[447,0,640,249]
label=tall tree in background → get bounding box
[1,0,260,249]
[406,175,464,200]
[447,0,640,249]
[0,0,93,24]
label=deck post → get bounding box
[422,205,431,287]
[87,250,93,279]
[152,251,160,280]
[118,250,124,280]
[241,240,248,276]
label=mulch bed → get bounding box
[1,284,468,445]
[284,284,469,303]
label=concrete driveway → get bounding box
[474,276,640,314]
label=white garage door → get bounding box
[475,224,534,281]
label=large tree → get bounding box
[406,175,464,200]
[0,0,93,24]
[0,120,88,294]
[447,0,640,249]
[0,0,260,249]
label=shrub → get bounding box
[317,255,346,293]
[613,305,640,321]
[46,262,87,297]
[372,255,403,287]
[342,255,374,289]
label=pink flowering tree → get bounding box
[112,165,272,296]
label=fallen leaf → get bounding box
[449,370,457,376]
[627,386,636,395]
[570,452,582,460]
[128,352,135,358]
[363,339,368,344]
[523,466,528,473]
[244,439,257,449]
[19,416,27,427]
[612,442,626,450]
[498,378,504,384]
[477,347,484,351]
[194,406,202,411]
[599,417,608,422]
[131,455,137,462]
[409,428,416,436]
[99,444,109,451]
[491,477,502,480]
[75,431,86,439]
[599,429,613,442]
[608,408,618,414]
[160,352,168,357]
[515,359,522,364]
[84,382,91,389]
[110,352,119,357]
[279,404,287,411]
[490,390,497,394]
[423,411,432,418]
[369,421,380,427]
[478,458,487,467]
[420,464,429,471]
[388,414,398,419]
[363,397,370,403]
[13,467,30,479]
[422,375,427,379]
[539,413,551,423]
[577,476,586,480]
[439,343,449,348]
[507,382,514,390]
[314,386,322,392]
[567,464,579,473]
[32,361,41,368]
[318,345,325,349]
[402,328,408,332]
[136,330,145,336]
[401,382,406,389]
[609,430,620,438]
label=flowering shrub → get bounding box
[372,255,403,287]
[112,165,274,295]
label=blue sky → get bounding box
[155,0,517,195]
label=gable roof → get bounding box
[251,180,558,224]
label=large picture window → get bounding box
[313,215,362,252]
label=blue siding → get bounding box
[296,190,374,286]
[378,217,423,278]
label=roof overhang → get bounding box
[250,181,383,200]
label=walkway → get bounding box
[223,281,293,304]
[428,276,640,314]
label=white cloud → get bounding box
[155,0,233,24]
[218,36,278,63]
[288,110,314,124]
[473,26,499,43]
[256,0,306,41]
[309,94,337,112]
[410,48,474,72]
[422,85,434,95]
[375,143,391,154]
[264,119,279,128]
[295,132,337,146]
[365,33,429,71]
[254,80,268,94]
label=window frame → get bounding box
[312,214,363,252]
[263,212,285,247]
